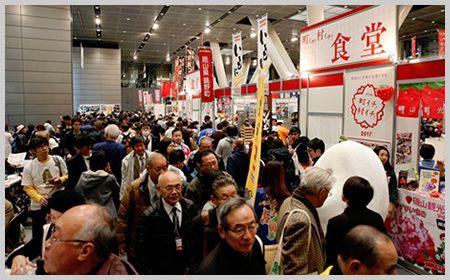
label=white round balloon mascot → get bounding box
[315,140,389,235]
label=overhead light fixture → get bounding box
[127,18,130,21]
[198,7,202,10]
[123,30,127,33]
[134,55,137,59]
[431,21,435,23]
[205,27,211,33]
[250,30,256,37]
[153,23,159,29]
[166,57,170,61]
[291,36,298,42]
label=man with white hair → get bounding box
[276,166,336,275]
[92,124,127,185]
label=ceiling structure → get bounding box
[71,5,445,81]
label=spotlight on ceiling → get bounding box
[153,23,159,29]
[95,18,101,25]
[250,30,256,38]
[205,27,211,33]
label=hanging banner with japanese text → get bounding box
[173,59,179,95]
[199,47,214,103]
[186,70,201,96]
[154,90,160,104]
[177,56,186,94]
[343,66,395,144]
[245,71,265,206]
[232,31,243,97]
[421,84,445,120]
[258,14,269,93]
[186,47,195,74]
[438,30,445,55]
[138,90,143,107]
[389,189,445,275]
[412,36,417,58]
[161,82,171,97]
[300,5,396,74]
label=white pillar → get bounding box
[210,41,228,88]
[307,5,324,26]
[398,5,413,27]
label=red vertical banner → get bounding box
[171,82,177,96]
[173,59,179,95]
[155,89,160,104]
[438,30,445,55]
[138,90,143,107]
[411,36,416,58]
[421,85,445,119]
[199,47,214,103]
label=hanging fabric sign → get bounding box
[173,59,179,95]
[161,82,171,97]
[177,56,186,94]
[412,37,417,58]
[421,85,445,120]
[138,90,143,107]
[232,31,243,97]
[155,90,160,104]
[438,30,445,55]
[186,70,201,96]
[258,14,269,93]
[199,47,214,103]
[186,47,195,74]
[396,88,420,118]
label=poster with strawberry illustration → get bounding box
[344,66,395,144]
[418,166,440,194]
[389,189,445,275]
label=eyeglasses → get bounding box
[49,227,89,245]
[217,193,238,202]
[322,188,332,197]
[164,185,183,192]
[202,161,218,169]
[228,222,258,236]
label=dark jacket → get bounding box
[134,196,197,275]
[144,133,160,152]
[14,133,28,154]
[195,239,266,275]
[75,170,120,217]
[186,207,222,273]
[325,205,387,267]
[115,174,159,258]
[92,140,127,185]
[226,148,250,193]
[61,129,86,157]
[66,153,88,190]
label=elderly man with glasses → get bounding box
[42,204,138,275]
[276,166,336,275]
[195,197,266,275]
[134,171,197,275]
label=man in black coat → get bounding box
[66,134,94,190]
[134,171,197,275]
[195,197,266,275]
[61,117,86,160]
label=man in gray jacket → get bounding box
[215,124,239,168]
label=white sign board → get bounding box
[232,31,243,97]
[343,66,395,144]
[300,5,397,73]
[186,70,201,95]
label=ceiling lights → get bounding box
[205,27,211,33]
[94,5,101,41]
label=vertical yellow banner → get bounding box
[244,72,265,206]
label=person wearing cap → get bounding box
[276,119,290,145]
[13,124,28,154]
[6,190,86,275]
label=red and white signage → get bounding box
[300,5,396,74]
[185,70,201,96]
[199,47,214,103]
[173,59,179,95]
[421,86,445,120]
[412,36,417,58]
[438,30,445,55]
[258,14,269,93]
[155,90,160,104]
[138,90,143,107]
[396,89,420,118]
[344,66,395,142]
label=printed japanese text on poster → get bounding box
[186,47,195,74]
[232,32,243,97]
[300,5,396,73]
[258,14,269,93]
[199,48,214,103]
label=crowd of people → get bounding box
[5,110,402,275]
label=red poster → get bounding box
[199,47,214,103]
[438,30,445,55]
[161,82,170,97]
[138,90,143,107]
[396,89,420,118]
[421,85,445,119]
[155,90,160,104]
[411,37,416,58]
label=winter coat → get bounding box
[75,170,120,217]
[226,148,250,193]
[134,196,197,275]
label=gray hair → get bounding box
[218,197,257,231]
[72,203,116,262]
[299,166,335,195]
[104,124,120,139]
[199,136,213,145]
[211,175,238,198]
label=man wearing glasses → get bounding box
[42,204,138,275]
[195,197,266,275]
[134,171,197,275]
[276,166,335,275]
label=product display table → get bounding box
[388,188,445,275]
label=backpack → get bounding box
[11,137,18,153]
